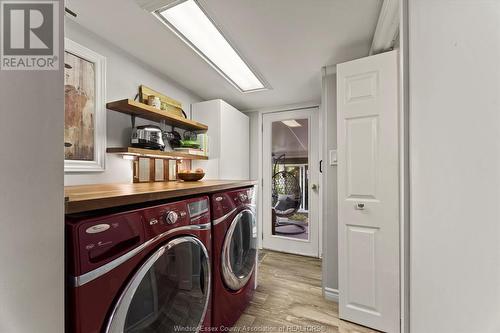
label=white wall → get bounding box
[248,112,260,181]
[409,1,500,332]
[321,68,338,297]
[0,2,64,332]
[219,101,249,180]
[247,111,262,248]
[192,99,249,180]
[64,19,202,185]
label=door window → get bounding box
[107,237,210,333]
[271,119,310,240]
[222,210,257,291]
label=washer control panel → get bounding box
[144,203,185,231]
[142,196,210,237]
[164,211,179,225]
[69,211,146,275]
[66,196,210,277]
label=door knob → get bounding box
[311,184,318,191]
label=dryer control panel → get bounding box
[211,187,256,220]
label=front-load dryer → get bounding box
[210,186,257,329]
[66,196,212,333]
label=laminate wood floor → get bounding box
[234,250,379,333]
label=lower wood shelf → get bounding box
[107,147,208,160]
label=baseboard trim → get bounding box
[324,287,339,303]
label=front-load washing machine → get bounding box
[66,196,212,333]
[210,186,257,329]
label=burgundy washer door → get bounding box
[221,209,257,291]
[106,236,210,333]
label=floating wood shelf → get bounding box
[107,147,208,160]
[106,99,208,132]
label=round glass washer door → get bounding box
[221,209,257,291]
[106,236,210,333]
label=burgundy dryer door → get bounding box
[106,236,210,333]
[221,209,258,291]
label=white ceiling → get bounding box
[66,0,382,111]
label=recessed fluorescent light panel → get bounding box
[154,0,268,93]
[282,120,302,128]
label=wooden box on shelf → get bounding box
[138,85,185,118]
[132,157,192,183]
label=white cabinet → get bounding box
[191,99,249,180]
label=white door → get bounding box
[262,108,319,257]
[337,50,400,332]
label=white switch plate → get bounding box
[329,149,338,165]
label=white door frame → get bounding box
[250,102,322,258]
[261,108,320,257]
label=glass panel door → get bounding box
[107,237,210,333]
[262,108,319,257]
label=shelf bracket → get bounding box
[131,115,136,128]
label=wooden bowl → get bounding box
[177,172,205,182]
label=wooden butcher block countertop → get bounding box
[65,180,257,214]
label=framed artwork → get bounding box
[64,38,106,172]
